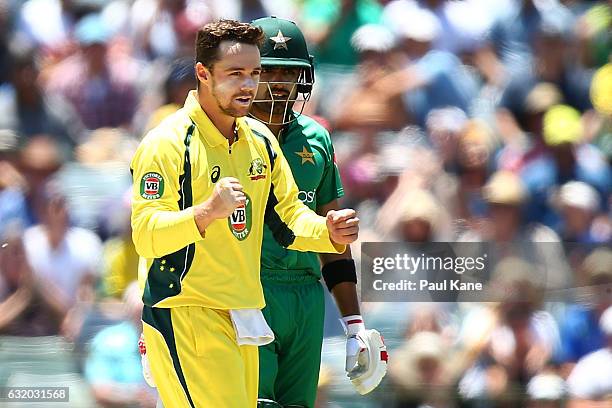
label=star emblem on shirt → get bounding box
[270,30,291,50]
[295,146,315,165]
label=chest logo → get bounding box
[248,158,267,181]
[140,172,164,200]
[228,193,252,241]
[211,166,221,183]
[295,146,315,165]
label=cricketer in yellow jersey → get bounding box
[130,20,359,408]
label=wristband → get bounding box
[321,259,357,292]
[341,314,365,336]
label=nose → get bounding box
[241,77,258,93]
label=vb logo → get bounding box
[140,172,164,200]
[228,193,252,241]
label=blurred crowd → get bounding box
[0,0,610,407]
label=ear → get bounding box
[195,62,210,85]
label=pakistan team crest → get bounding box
[228,193,252,241]
[140,172,164,200]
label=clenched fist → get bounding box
[194,177,245,235]
[209,177,246,219]
[326,209,359,245]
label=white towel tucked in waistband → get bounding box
[229,309,275,346]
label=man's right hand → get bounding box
[194,177,246,235]
[207,177,246,219]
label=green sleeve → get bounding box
[316,132,344,206]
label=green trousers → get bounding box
[258,277,325,408]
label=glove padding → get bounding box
[139,333,156,388]
[343,316,388,395]
[348,329,388,395]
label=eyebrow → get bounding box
[224,66,262,72]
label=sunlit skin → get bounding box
[195,40,262,140]
[250,67,301,130]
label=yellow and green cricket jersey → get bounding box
[130,91,344,309]
[260,113,344,281]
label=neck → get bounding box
[198,90,236,141]
[251,108,286,139]
[267,123,284,138]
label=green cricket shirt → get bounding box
[260,113,344,281]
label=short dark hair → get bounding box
[195,19,264,69]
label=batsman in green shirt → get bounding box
[250,17,387,408]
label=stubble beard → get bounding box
[211,78,250,118]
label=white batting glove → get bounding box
[343,315,368,374]
[138,333,156,388]
[341,315,388,395]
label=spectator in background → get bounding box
[498,15,593,115]
[389,331,456,407]
[526,372,567,408]
[496,82,562,223]
[589,63,612,164]
[46,13,138,130]
[333,24,408,132]
[557,249,612,369]
[496,81,562,170]
[143,57,194,132]
[374,6,478,127]
[376,186,448,242]
[574,1,611,69]
[566,305,612,405]
[542,105,610,204]
[459,257,561,405]
[15,0,76,54]
[554,181,611,244]
[100,190,138,299]
[85,282,157,408]
[461,171,571,290]
[426,106,468,174]
[0,129,29,232]
[0,228,65,336]
[488,0,573,74]
[455,120,494,224]
[0,49,84,152]
[17,135,64,224]
[22,182,102,313]
[396,189,445,243]
[129,0,211,60]
[301,0,382,67]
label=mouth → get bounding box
[234,95,252,106]
[270,88,290,98]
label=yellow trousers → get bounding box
[142,305,258,407]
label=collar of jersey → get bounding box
[184,90,247,147]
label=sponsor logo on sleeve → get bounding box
[140,172,164,200]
